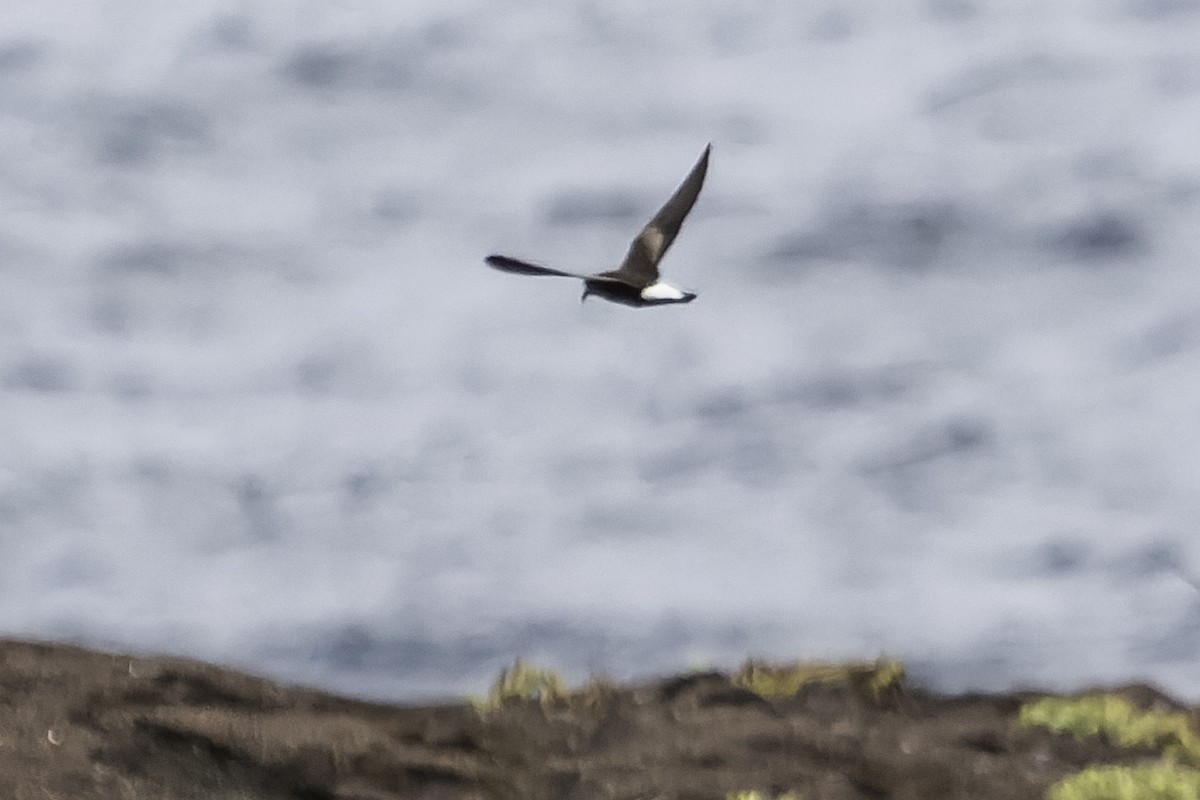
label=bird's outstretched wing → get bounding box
[484,255,587,279]
[485,255,628,285]
[611,144,710,287]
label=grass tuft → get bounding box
[733,657,905,700]
[470,659,570,713]
[1020,695,1200,765]
[470,659,617,715]
[1046,763,1200,800]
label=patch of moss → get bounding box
[734,657,905,700]
[1020,695,1200,765]
[1045,763,1200,800]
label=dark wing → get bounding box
[485,254,587,279]
[610,144,710,287]
[485,255,629,285]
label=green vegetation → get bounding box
[472,656,907,716]
[1045,763,1200,800]
[1021,694,1200,799]
[470,658,616,714]
[1020,695,1200,764]
[734,657,905,699]
[471,658,570,713]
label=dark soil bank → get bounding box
[0,638,1185,799]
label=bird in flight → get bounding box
[485,144,710,307]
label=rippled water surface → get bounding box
[3,1,1200,700]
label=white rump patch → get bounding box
[640,281,687,301]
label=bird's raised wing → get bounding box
[612,144,710,287]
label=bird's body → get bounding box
[485,144,710,308]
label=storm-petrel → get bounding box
[485,144,710,307]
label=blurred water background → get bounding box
[3,0,1200,701]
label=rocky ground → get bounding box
[0,638,1190,799]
